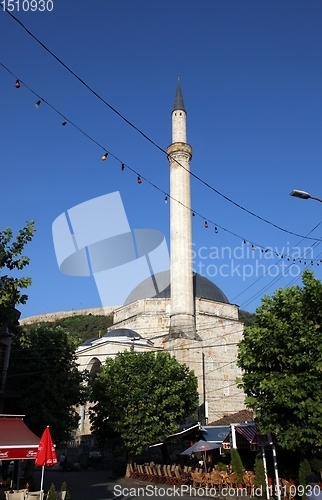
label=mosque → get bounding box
[74,80,246,435]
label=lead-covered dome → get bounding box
[124,270,229,305]
[103,328,142,339]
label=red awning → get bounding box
[222,424,271,450]
[0,415,40,460]
[236,425,257,442]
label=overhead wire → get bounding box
[4,9,322,243]
[2,59,322,274]
[239,229,322,310]
[232,219,322,307]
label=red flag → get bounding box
[35,426,58,467]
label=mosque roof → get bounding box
[103,328,142,339]
[173,77,186,112]
[124,270,229,305]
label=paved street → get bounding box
[32,468,209,500]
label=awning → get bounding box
[236,424,257,442]
[149,423,201,448]
[200,426,230,443]
[0,415,40,460]
[222,423,272,451]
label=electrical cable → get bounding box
[4,9,322,243]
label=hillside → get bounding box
[21,314,113,345]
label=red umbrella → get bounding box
[35,427,57,498]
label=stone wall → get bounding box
[20,306,116,325]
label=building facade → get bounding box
[74,81,246,436]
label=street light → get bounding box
[289,190,322,203]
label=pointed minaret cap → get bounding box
[173,76,186,112]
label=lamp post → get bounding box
[290,189,322,204]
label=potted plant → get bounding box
[47,483,57,500]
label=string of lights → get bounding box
[4,9,322,244]
[232,219,322,305]
[2,62,322,273]
[238,232,322,309]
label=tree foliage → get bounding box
[230,448,244,482]
[237,270,322,451]
[254,453,266,489]
[238,309,256,327]
[0,222,35,328]
[298,459,311,498]
[90,350,199,455]
[23,314,113,345]
[6,324,86,443]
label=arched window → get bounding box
[223,380,229,396]
[87,357,101,379]
[206,356,213,371]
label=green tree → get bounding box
[6,324,86,443]
[231,448,244,482]
[254,453,266,489]
[238,309,256,327]
[298,459,311,498]
[237,270,322,451]
[46,483,56,500]
[0,221,35,329]
[90,350,199,455]
[23,314,113,345]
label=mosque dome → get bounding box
[124,270,229,305]
[103,328,142,339]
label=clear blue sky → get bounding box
[2,1,322,319]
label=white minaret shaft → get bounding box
[168,79,196,339]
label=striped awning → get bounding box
[222,424,272,450]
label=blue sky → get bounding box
[2,1,322,319]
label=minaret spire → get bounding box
[173,76,186,112]
[167,79,196,340]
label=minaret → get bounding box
[167,79,196,340]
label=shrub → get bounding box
[231,448,244,483]
[47,483,56,500]
[254,453,266,490]
[299,459,312,498]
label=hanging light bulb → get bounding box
[35,100,41,108]
[204,221,208,228]
[15,79,20,88]
[101,152,108,161]
[121,163,125,171]
[252,244,255,251]
[164,195,168,203]
[137,176,142,184]
[243,239,246,244]
[62,120,67,126]
[214,226,218,233]
[192,212,195,217]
